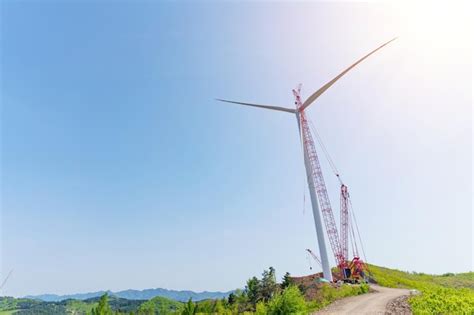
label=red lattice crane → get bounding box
[218,38,397,281]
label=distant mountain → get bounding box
[115,288,233,302]
[25,288,234,302]
[26,291,109,302]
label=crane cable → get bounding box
[350,215,359,257]
[345,190,360,259]
[306,115,369,266]
[297,118,307,215]
[307,118,341,182]
[349,199,368,264]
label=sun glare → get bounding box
[387,0,472,61]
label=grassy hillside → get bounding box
[368,264,474,314]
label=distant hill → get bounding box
[115,288,233,302]
[25,288,233,302]
[1,295,151,314]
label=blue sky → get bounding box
[1,1,472,296]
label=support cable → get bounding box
[348,214,353,256]
[307,117,341,181]
[349,199,368,264]
[350,217,359,257]
[306,115,369,267]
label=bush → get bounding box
[266,286,307,315]
[255,301,267,315]
[360,283,369,294]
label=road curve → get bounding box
[314,285,410,315]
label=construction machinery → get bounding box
[218,38,396,282]
[306,248,322,271]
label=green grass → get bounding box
[368,264,474,314]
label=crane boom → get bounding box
[295,88,345,272]
[218,38,397,283]
[306,248,322,267]
[340,184,350,262]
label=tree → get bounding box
[181,298,195,315]
[260,267,278,301]
[281,272,292,289]
[227,292,236,305]
[90,293,113,315]
[233,289,250,313]
[245,276,261,305]
[194,299,213,313]
[214,299,232,315]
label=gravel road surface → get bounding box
[315,285,411,314]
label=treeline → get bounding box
[179,267,307,315]
[1,266,370,314]
[86,267,308,315]
[87,267,368,315]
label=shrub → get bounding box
[266,285,307,315]
[255,301,267,315]
[360,283,369,294]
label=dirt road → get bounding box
[315,285,411,314]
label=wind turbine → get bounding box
[217,38,397,281]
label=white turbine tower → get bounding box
[218,38,397,281]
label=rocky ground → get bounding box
[385,295,412,315]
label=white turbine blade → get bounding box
[0,269,13,291]
[301,37,398,111]
[216,99,296,114]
